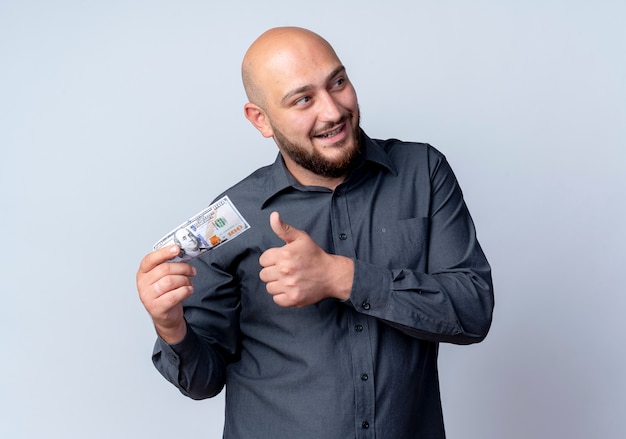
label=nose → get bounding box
[317,91,342,122]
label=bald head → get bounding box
[240,27,361,187]
[241,27,341,107]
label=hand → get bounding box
[136,245,196,343]
[259,212,354,307]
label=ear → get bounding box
[244,103,274,138]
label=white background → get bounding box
[2,1,625,438]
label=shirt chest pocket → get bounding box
[379,217,429,270]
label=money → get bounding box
[153,196,250,262]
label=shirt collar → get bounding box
[259,130,397,208]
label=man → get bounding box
[137,27,494,438]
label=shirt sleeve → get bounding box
[348,153,494,345]
[151,256,240,399]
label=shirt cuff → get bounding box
[156,322,199,365]
[348,259,390,314]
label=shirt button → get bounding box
[361,373,368,381]
[362,301,371,310]
[355,324,363,332]
[339,233,347,240]
[362,421,369,429]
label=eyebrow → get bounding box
[280,65,346,106]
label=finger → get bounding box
[137,257,196,303]
[143,283,193,326]
[138,245,181,274]
[269,211,302,244]
[154,283,194,309]
[272,293,291,307]
[258,247,280,269]
[151,259,197,281]
[137,259,196,294]
[258,265,272,283]
[153,273,194,297]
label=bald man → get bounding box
[137,27,494,438]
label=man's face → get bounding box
[176,229,199,251]
[259,40,361,179]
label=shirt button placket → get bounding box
[333,189,374,437]
[330,189,354,259]
[349,316,375,438]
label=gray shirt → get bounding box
[152,131,494,438]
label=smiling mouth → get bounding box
[315,125,344,139]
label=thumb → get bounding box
[269,211,302,244]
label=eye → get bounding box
[332,77,345,88]
[294,95,311,106]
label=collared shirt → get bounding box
[152,131,494,438]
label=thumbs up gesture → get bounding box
[259,212,354,307]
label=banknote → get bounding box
[153,196,250,262]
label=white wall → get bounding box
[2,1,624,437]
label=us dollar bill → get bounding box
[153,195,250,262]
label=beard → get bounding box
[272,113,362,179]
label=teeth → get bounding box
[319,127,341,138]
